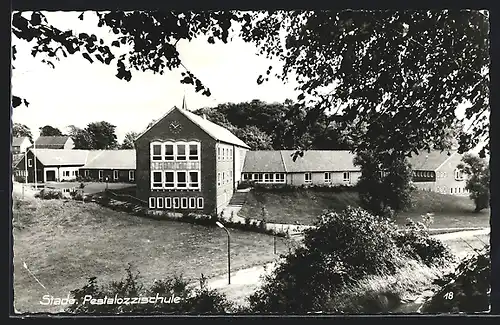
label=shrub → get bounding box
[66,264,234,314]
[34,188,63,200]
[393,218,454,267]
[420,245,490,313]
[247,207,407,313]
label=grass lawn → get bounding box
[12,194,289,314]
[238,189,490,229]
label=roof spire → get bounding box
[182,92,187,110]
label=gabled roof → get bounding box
[242,151,286,173]
[12,137,30,147]
[26,149,90,166]
[242,150,358,173]
[17,149,136,169]
[135,106,250,149]
[281,150,358,172]
[34,136,71,147]
[83,149,136,169]
[407,150,456,171]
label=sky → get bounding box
[11,11,300,142]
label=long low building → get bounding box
[15,149,136,183]
[240,149,469,196]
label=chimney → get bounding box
[203,113,207,120]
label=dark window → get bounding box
[165,144,174,160]
[189,144,199,160]
[165,172,174,188]
[177,144,186,160]
[177,172,187,187]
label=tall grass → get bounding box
[325,259,449,314]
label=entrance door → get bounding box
[46,170,56,182]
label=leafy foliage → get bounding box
[39,125,63,136]
[13,123,33,143]
[66,264,234,314]
[238,10,490,157]
[421,246,490,313]
[353,150,415,218]
[394,217,454,267]
[67,121,118,149]
[247,207,453,313]
[247,207,406,313]
[121,131,139,149]
[194,100,352,150]
[457,153,490,212]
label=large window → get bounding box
[189,144,199,160]
[189,171,200,189]
[324,172,331,183]
[164,172,175,188]
[152,171,163,188]
[151,143,162,161]
[304,173,312,183]
[164,143,174,161]
[343,172,350,182]
[181,197,188,209]
[113,170,119,180]
[129,170,135,181]
[176,144,187,161]
[177,171,187,188]
[99,170,104,180]
[264,173,272,183]
[149,197,156,208]
[242,173,250,181]
[28,159,33,167]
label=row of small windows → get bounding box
[324,172,351,183]
[149,196,204,210]
[451,187,469,194]
[217,171,233,187]
[217,147,233,161]
[412,171,435,178]
[96,170,135,181]
[151,170,200,190]
[242,173,286,183]
[151,141,200,161]
[62,170,79,177]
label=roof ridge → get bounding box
[279,150,288,173]
[84,150,106,168]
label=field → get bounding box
[238,189,490,229]
[12,194,289,313]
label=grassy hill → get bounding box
[238,189,490,229]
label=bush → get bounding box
[66,264,235,314]
[247,207,407,313]
[393,218,454,267]
[420,245,490,313]
[34,188,63,200]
